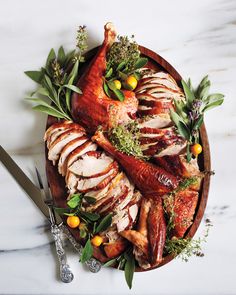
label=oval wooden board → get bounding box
[45,45,211,271]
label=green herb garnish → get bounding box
[170,76,224,161]
[80,238,93,263]
[164,219,212,262]
[25,25,88,120]
[108,121,146,159]
[103,35,148,101]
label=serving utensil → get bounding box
[35,167,74,283]
[0,145,102,275]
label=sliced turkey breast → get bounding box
[66,141,97,168]
[76,163,119,193]
[138,114,172,129]
[69,152,114,178]
[48,129,85,165]
[58,136,88,176]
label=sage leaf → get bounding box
[46,48,56,68]
[124,252,135,289]
[186,144,192,162]
[24,71,43,83]
[80,239,93,263]
[134,57,148,70]
[103,258,117,267]
[193,115,204,130]
[84,196,96,204]
[79,211,100,222]
[32,105,65,118]
[67,60,79,84]
[54,207,72,215]
[181,80,195,106]
[67,194,82,208]
[58,46,66,63]
[103,81,111,97]
[113,89,125,102]
[105,67,113,78]
[95,213,112,233]
[204,93,224,103]
[116,61,126,71]
[63,84,82,94]
[202,98,224,112]
[170,110,190,140]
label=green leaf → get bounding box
[199,81,210,100]
[133,71,141,80]
[80,239,93,263]
[24,71,43,83]
[46,48,56,68]
[103,81,111,97]
[118,71,128,81]
[84,196,97,204]
[113,89,125,102]
[107,80,117,91]
[170,110,190,140]
[67,194,82,209]
[202,98,224,112]
[103,258,117,267]
[123,82,133,91]
[79,211,100,222]
[65,88,72,112]
[193,115,204,130]
[181,80,195,107]
[134,57,148,70]
[197,75,209,95]
[63,84,82,94]
[34,87,50,97]
[67,60,79,84]
[43,74,57,99]
[32,105,65,119]
[204,93,224,103]
[79,228,87,238]
[53,207,72,215]
[58,46,66,63]
[186,144,192,162]
[116,61,126,71]
[105,67,113,78]
[65,49,76,66]
[124,252,135,289]
[95,213,112,233]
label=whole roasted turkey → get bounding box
[45,23,202,269]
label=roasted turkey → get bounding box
[45,23,203,269]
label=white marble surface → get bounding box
[0,0,236,294]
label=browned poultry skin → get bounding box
[165,189,199,238]
[147,198,166,265]
[92,131,179,195]
[103,239,128,258]
[71,23,138,133]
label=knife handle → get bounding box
[51,224,74,283]
[61,224,102,273]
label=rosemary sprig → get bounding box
[170,76,224,161]
[25,26,88,120]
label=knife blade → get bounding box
[0,145,102,273]
[0,145,61,224]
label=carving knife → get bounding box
[0,145,101,273]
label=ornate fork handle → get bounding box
[61,224,102,273]
[51,225,74,283]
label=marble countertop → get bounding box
[0,0,235,294]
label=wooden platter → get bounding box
[45,45,211,271]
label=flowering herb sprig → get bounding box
[103,35,148,102]
[25,26,88,120]
[170,76,224,161]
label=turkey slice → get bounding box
[48,129,85,165]
[58,136,88,176]
[69,152,114,178]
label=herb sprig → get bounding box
[25,26,88,120]
[103,248,135,289]
[108,121,146,159]
[103,35,148,101]
[54,193,113,263]
[164,219,213,262]
[170,76,224,161]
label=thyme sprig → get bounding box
[170,76,224,161]
[108,121,147,159]
[103,35,148,101]
[164,219,213,262]
[25,26,88,120]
